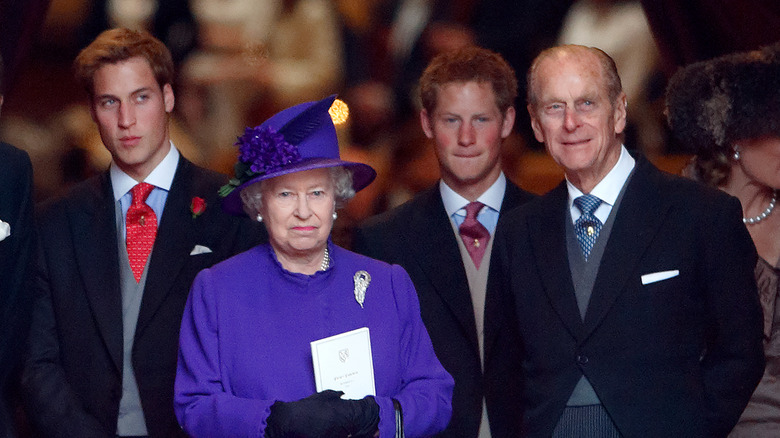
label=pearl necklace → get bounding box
[320,247,330,271]
[743,190,777,225]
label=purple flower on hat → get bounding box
[237,126,301,174]
[218,126,303,198]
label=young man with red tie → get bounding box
[21,28,263,438]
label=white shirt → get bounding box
[111,142,180,237]
[440,173,507,235]
[566,146,635,224]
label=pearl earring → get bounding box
[256,214,263,222]
[733,146,741,161]
[332,212,338,220]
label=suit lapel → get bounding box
[135,157,196,339]
[530,183,586,339]
[406,188,480,350]
[484,182,531,361]
[582,159,669,337]
[72,173,123,372]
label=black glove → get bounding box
[265,390,355,438]
[343,396,380,438]
[265,391,381,438]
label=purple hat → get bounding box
[219,95,377,215]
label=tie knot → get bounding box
[574,194,602,216]
[131,183,155,206]
[458,201,489,269]
[464,201,485,220]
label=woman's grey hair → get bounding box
[240,166,356,217]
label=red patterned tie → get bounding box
[459,201,490,269]
[126,182,157,282]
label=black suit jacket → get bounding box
[0,143,35,437]
[495,157,764,437]
[354,181,535,438]
[21,157,264,438]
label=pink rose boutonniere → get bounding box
[191,197,207,219]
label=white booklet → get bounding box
[311,327,376,400]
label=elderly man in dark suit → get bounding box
[0,54,35,438]
[21,28,263,438]
[495,44,765,437]
[354,47,535,438]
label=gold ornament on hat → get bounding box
[329,99,349,125]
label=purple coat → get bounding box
[175,242,454,437]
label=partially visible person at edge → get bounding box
[20,28,264,438]
[666,41,780,437]
[353,46,535,438]
[174,95,454,438]
[0,53,35,438]
[494,44,764,437]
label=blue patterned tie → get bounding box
[574,195,603,260]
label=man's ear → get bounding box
[613,91,627,135]
[163,83,175,113]
[501,106,516,138]
[420,109,435,139]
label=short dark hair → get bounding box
[419,46,517,114]
[74,28,174,96]
[527,45,623,109]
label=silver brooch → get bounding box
[353,271,371,308]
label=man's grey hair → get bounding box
[527,45,623,109]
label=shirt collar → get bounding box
[566,145,634,207]
[440,172,507,218]
[111,142,180,201]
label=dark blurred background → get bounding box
[1,0,779,223]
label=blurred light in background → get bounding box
[329,98,349,125]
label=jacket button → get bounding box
[577,354,589,365]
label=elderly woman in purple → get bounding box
[174,95,453,437]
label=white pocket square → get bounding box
[641,270,679,285]
[0,220,9,242]
[190,245,213,255]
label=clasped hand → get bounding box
[265,390,379,438]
